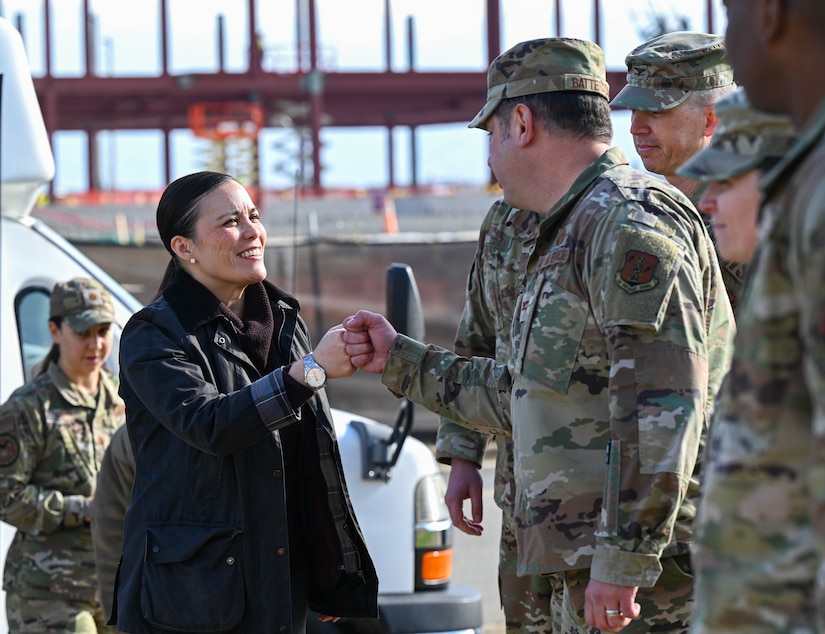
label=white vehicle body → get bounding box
[0,16,481,634]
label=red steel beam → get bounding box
[32,69,627,133]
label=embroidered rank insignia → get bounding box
[0,434,20,467]
[616,250,660,293]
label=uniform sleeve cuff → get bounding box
[435,419,489,466]
[591,544,663,588]
[380,334,425,397]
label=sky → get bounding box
[2,0,727,195]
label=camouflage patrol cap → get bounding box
[678,87,796,181]
[610,31,734,112]
[50,277,116,333]
[469,37,610,129]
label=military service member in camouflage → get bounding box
[91,423,134,625]
[677,87,796,264]
[344,37,734,634]
[0,277,124,633]
[435,200,556,632]
[610,32,745,310]
[690,1,825,631]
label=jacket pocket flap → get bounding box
[145,523,241,564]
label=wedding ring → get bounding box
[604,608,622,617]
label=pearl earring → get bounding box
[189,257,196,264]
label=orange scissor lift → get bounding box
[188,102,264,199]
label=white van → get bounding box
[0,16,482,634]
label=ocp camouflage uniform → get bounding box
[610,31,746,312]
[435,200,556,633]
[91,422,134,625]
[382,147,734,633]
[689,95,825,633]
[0,363,124,632]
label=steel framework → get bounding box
[13,0,716,193]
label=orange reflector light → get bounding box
[421,549,453,583]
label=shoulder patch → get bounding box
[0,434,20,467]
[616,250,660,293]
[601,224,684,330]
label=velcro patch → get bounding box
[603,224,684,330]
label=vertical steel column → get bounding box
[384,0,395,188]
[42,1,55,198]
[384,0,392,69]
[406,15,418,189]
[81,0,99,190]
[83,0,92,75]
[44,0,52,76]
[249,0,261,73]
[555,0,562,36]
[296,0,305,72]
[217,15,225,73]
[706,0,715,33]
[307,0,323,192]
[484,0,501,187]
[485,0,500,64]
[160,0,169,76]
[593,0,602,48]
[164,127,172,188]
[248,0,262,197]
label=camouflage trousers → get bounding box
[499,509,557,633]
[554,553,694,634]
[6,594,114,633]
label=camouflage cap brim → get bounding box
[678,86,797,182]
[470,71,611,128]
[468,100,500,129]
[66,309,117,333]
[610,84,690,111]
[677,146,763,181]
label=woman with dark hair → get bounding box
[0,277,124,633]
[113,171,378,633]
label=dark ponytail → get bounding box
[34,317,63,377]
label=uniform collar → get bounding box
[761,97,825,200]
[46,361,118,409]
[540,146,628,230]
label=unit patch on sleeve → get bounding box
[616,250,660,293]
[602,223,684,330]
[0,434,20,467]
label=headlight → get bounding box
[414,473,452,589]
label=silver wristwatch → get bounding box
[302,353,327,390]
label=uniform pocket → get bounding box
[141,522,244,632]
[657,553,693,589]
[514,274,588,394]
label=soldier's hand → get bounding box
[343,311,397,373]
[584,579,640,632]
[445,458,484,536]
[63,495,92,528]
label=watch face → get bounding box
[306,366,326,388]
